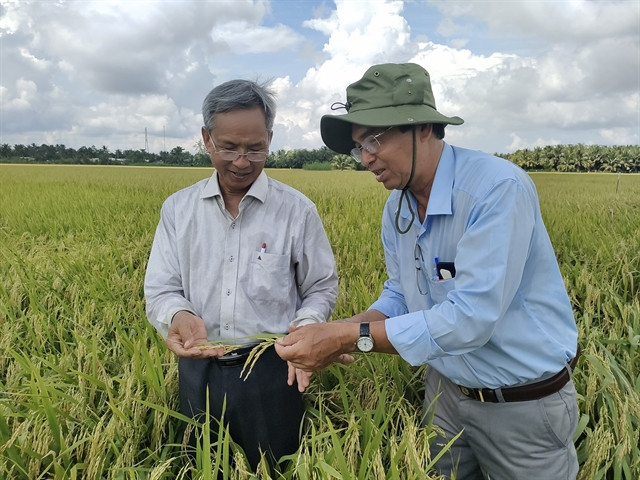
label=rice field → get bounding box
[0,164,638,479]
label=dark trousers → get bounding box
[178,346,304,472]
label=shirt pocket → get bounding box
[248,252,292,303]
[427,277,455,304]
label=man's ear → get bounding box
[418,124,433,141]
[201,127,212,151]
[422,124,433,134]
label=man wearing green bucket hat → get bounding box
[276,63,579,479]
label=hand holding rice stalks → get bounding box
[195,334,284,380]
[194,342,239,355]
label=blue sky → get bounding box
[1,0,638,155]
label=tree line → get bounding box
[1,142,638,172]
[498,144,639,173]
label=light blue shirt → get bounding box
[375,143,578,389]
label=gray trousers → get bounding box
[423,367,579,480]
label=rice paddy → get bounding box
[0,165,638,479]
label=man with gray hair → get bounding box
[276,63,579,479]
[145,79,338,472]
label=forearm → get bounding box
[333,310,397,355]
[341,310,387,324]
[276,309,398,370]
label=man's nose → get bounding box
[360,149,376,169]
[232,153,252,166]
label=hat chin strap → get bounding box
[394,128,417,234]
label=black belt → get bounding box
[213,343,259,367]
[458,347,580,403]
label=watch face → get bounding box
[357,336,374,352]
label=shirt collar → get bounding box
[200,170,269,203]
[425,142,454,216]
[397,142,454,220]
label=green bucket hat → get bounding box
[320,63,464,154]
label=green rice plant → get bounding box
[534,173,640,480]
[1,165,638,479]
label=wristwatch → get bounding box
[356,323,375,352]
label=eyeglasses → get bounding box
[350,127,393,163]
[209,138,269,163]
[414,240,428,295]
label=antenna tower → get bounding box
[144,127,149,152]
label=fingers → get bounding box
[287,362,296,387]
[284,354,355,372]
[166,312,213,358]
[182,323,208,350]
[165,338,221,358]
[286,362,312,393]
[193,346,228,358]
[275,329,301,348]
[336,353,355,365]
[275,327,328,370]
[295,368,312,393]
[165,334,194,356]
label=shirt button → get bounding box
[229,256,234,262]
[226,289,231,295]
[231,223,236,229]
[224,323,230,330]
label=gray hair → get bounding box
[202,79,277,133]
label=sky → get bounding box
[1,0,638,156]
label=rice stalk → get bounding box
[1,166,638,478]
[239,335,283,380]
[193,334,283,380]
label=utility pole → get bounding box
[144,127,149,153]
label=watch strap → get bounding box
[360,322,370,337]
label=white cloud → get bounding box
[430,0,638,43]
[310,0,411,62]
[0,0,637,153]
[0,0,27,35]
[507,132,560,152]
[1,78,37,111]
[210,22,304,54]
[599,126,638,146]
[273,0,418,149]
